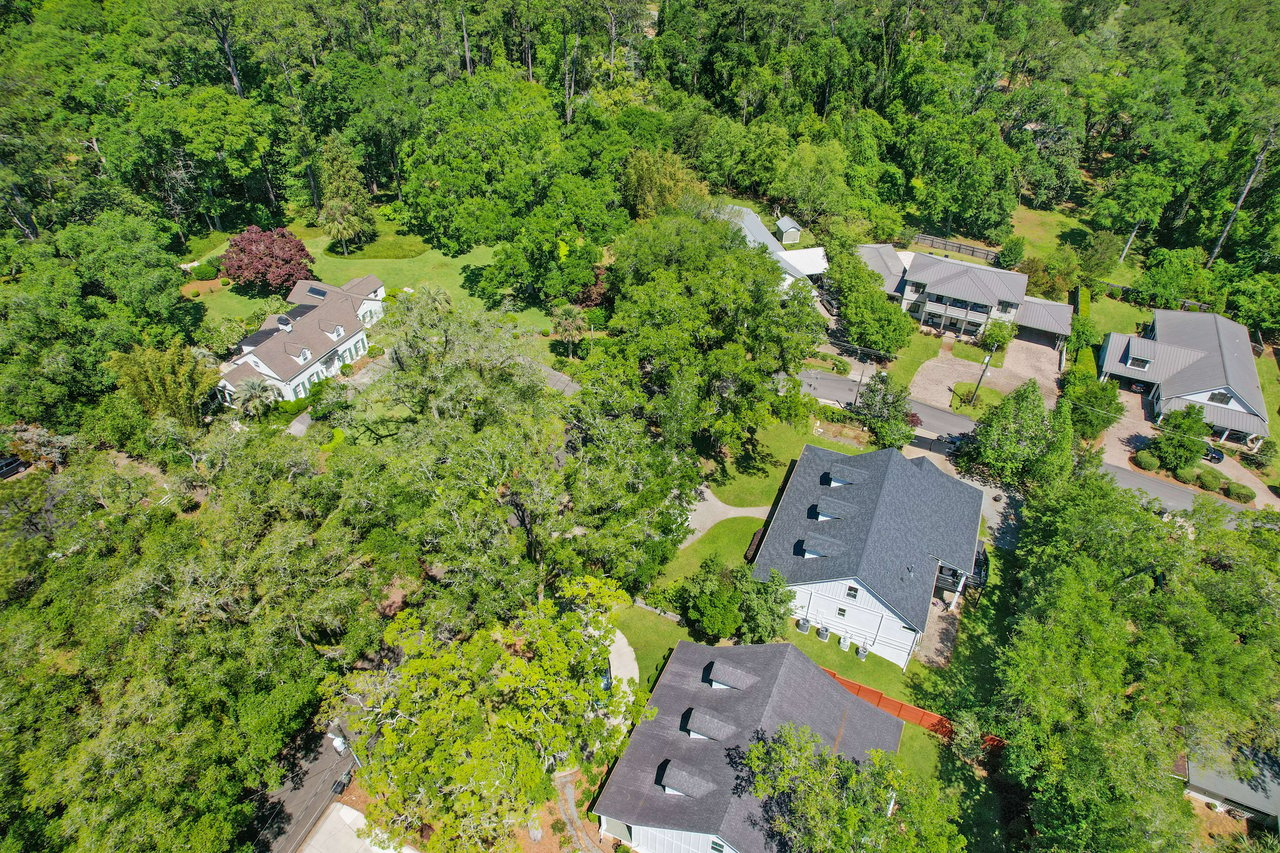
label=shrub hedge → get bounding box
[1225,482,1257,503]
[1173,466,1198,484]
[1132,450,1159,470]
[1196,468,1223,492]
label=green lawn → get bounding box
[1256,348,1280,443]
[952,341,1004,369]
[886,332,943,387]
[191,284,275,325]
[181,230,231,263]
[1091,295,1151,336]
[907,242,993,266]
[660,517,762,587]
[1011,204,1087,259]
[314,215,430,261]
[710,418,868,508]
[612,605,693,689]
[951,383,1005,419]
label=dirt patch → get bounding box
[181,279,226,297]
[813,419,871,446]
[1189,796,1248,845]
[513,800,567,853]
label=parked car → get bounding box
[0,456,29,480]
[1203,444,1225,464]
[331,768,353,795]
[1131,381,1148,394]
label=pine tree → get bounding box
[318,135,375,255]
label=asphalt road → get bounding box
[798,368,1230,514]
[249,728,356,853]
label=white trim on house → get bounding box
[602,823,739,853]
[788,577,920,668]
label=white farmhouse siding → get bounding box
[627,826,738,853]
[789,579,916,668]
[217,275,385,405]
[593,643,903,853]
[752,447,983,669]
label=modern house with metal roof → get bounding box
[216,275,385,405]
[1183,749,1280,830]
[751,446,985,669]
[857,244,1073,344]
[722,205,829,285]
[593,641,903,853]
[1099,309,1268,446]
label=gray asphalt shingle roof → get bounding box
[751,447,983,631]
[593,642,903,853]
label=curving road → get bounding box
[799,369,1234,514]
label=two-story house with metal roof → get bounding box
[857,245,1074,345]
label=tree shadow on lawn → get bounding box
[1059,226,1092,250]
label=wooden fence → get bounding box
[821,667,1008,751]
[912,234,999,263]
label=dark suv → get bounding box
[1202,444,1224,464]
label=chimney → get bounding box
[277,315,293,333]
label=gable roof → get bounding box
[782,247,829,277]
[721,205,827,281]
[776,215,801,232]
[593,642,903,853]
[1152,310,1265,413]
[752,446,983,631]
[1015,296,1073,336]
[857,244,907,296]
[1099,310,1268,435]
[904,253,1028,306]
[222,276,384,387]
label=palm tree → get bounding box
[319,198,368,256]
[416,286,452,315]
[552,305,587,359]
[234,378,277,420]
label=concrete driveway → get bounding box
[909,339,1062,411]
[1100,390,1158,467]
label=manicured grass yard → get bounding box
[1091,295,1151,336]
[952,340,1004,369]
[1011,204,1086,260]
[1256,348,1280,443]
[660,517,762,587]
[189,283,276,325]
[886,332,943,387]
[611,605,693,689]
[181,230,230,263]
[950,383,1005,418]
[710,418,869,508]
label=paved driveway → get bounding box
[1100,390,1157,467]
[909,339,1062,411]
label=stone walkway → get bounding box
[683,486,770,547]
[553,770,608,853]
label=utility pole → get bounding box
[852,360,869,406]
[968,354,992,406]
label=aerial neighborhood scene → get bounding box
[5,1,1280,852]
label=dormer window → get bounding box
[297,348,311,364]
[681,708,736,741]
[705,661,757,690]
[656,760,713,798]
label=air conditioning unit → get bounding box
[838,636,852,652]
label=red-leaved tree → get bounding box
[221,226,314,292]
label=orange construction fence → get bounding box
[821,667,1009,751]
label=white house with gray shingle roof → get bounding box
[751,446,984,669]
[216,275,385,405]
[593,641,903,853]
[857,245,1074,343]
[1099,309,1269,446]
